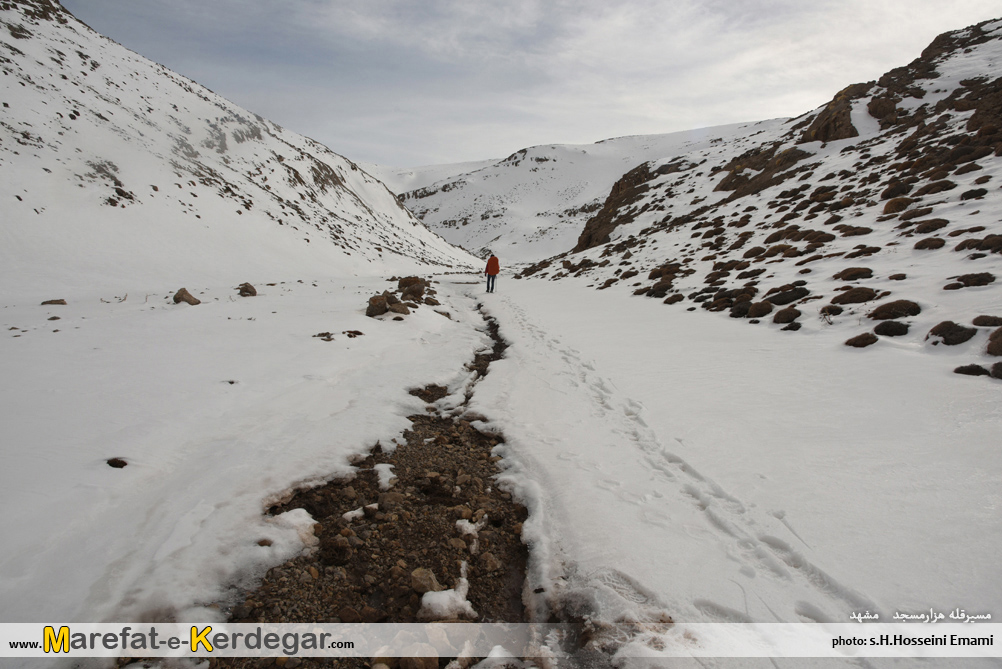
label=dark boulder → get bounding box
[869,300,920,320]
[927,321,977,346]
[874,321,909,337]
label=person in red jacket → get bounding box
[485,252,500,293]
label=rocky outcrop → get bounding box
[798,83,871,144]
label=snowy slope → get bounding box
[516,17,1002,381]
[359,157,500,197]
[395,124,777,263]
[0,0,476,301]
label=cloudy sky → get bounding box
[62,0,999,167]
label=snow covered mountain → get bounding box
[0,0,476,300]
[512,16,1002,377]
[392,124,779,263]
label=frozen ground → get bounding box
[3,272,998,668]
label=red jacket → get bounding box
[486,256,500,276]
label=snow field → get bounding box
[0,276,489,626]
[468,278,1001,666]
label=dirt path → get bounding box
[150,306,530,669]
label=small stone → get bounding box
[308,566,319,579]
[456,474,471,485]
[845,332,878,348]
[106,458,127,468]
[41,299,67,305]
[173,288,200,305]
[379,492,405,509]
[954,364,989,376]
[480,552,502,573]
[343,486,357,499]
[284,659,302,668]
[238,282,257,297]
[338,606,361,623]
[360,605,383,623]
[366,295,389,317]
[992,362,1002,379]
[411,567,444,594]
[257,538,272,547]
[448,538,467,550]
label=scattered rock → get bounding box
[366,295,389,317]
[766,287,809,305]
[882,197,913,214]
[960,188,988,200]
[781,322,802,331]
[819,304,844,317]
[833,267,873,281]
[955,364,989,376]
[746,301,773,318]
[773,306,801,324]
[173,288,200,306]
[888,273,907,280]
[313,332,334,341]
[845,332,878,348]
[40,299,66,306]
[106,458,127,468]
[988,328,1002,356]
[388,303,411,315]
[874,321,909,337]
[973,315,1002,327]
[914,237,946,250]
[411,568,444,594]
[868,299,920,320]
[927,321,977,346]
[955,272,995,287]
[480,552,502,573]
[993,362,1002,379]
[831,287,878,305]
[238,282,257,297]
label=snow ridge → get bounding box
[0,0,476,299]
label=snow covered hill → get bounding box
[506,17,1002,379]
[0,0,476,301]
[393,124,779,263]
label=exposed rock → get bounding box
[820,304,844,317]
[882,197,913,214]
[955,272,995,287]
[874,321,909,337]
[766,287,809,305]
[845,333,878,348]
[833,267,873,281]
[773,307,801,324]
[960,188,988,200]
[411,568,444,594]
[914,238,946,250]
[913,218,949,235]
[798,83,869,143]
[366,295,389,317]
[989,327,1002,356]
[237,282,257,297]
[831,287,878,305]
[173,288,200,305]
[480,552,502,573]
[869,300,921,320]
[927,321,977,346]
[746,301,774,319]
[955,364,990,376]
[388,303,411,315]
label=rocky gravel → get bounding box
[121,308,528,669]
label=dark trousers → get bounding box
[486,274,496,293]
